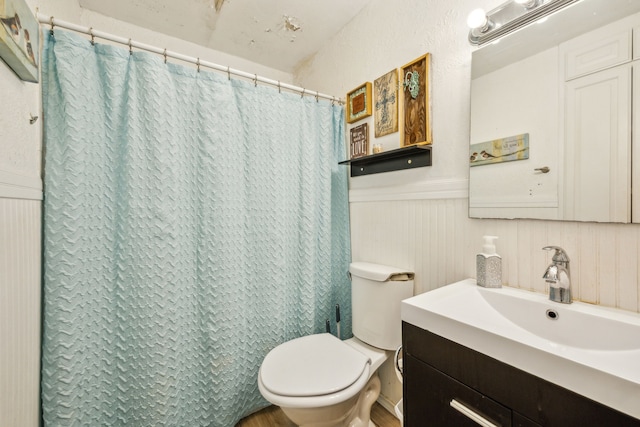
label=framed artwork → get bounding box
[470,133,530,167]
[0,0,39,82]
[374,69,399,137]
[349,123,369,159]
[346,82,372,124]
[400,53,431,147]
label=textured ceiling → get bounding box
[78,0,372,73]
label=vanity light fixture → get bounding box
[514,0,542,9]
[467,0,580,46]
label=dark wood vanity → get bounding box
[402,322,640,427]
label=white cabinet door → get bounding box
[563,22,631,80]
[564,65,631,222]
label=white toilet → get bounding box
[258,262,414,427]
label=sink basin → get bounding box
[480,284,640,351]
[401,279,640,419]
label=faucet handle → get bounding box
[542,246,570,263]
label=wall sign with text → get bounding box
[350,123,369,159]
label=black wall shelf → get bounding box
[339,145,432,177]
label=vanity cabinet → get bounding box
[402,322,640,427]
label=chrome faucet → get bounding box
[542,246,572,304]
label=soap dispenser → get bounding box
[476,235,502,288]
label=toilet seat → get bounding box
[258,333,372,409]
[261,333,370,397]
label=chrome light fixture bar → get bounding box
[468,0,581,46]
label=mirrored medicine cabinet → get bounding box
[469,0,640,223]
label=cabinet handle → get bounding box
[450,399,500,427]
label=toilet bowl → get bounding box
[258,333,388,427]
[258,262,414,427]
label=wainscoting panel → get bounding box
[0,198,41,427]
[349,187,640,313]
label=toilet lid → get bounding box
[260,333,370,397]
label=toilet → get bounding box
[258,262,414,427]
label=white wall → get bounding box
[294,0,640,409]
[0,1,294,426]
[0,0,43,424]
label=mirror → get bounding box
[469,0,640,222]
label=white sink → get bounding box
[401,279,640,419]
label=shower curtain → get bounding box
[41,30,351,426]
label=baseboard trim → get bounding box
[376,394,399,418]
[0,170,43,200]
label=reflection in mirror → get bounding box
[469,0,640,223]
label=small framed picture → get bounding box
[374,69,399,137]
[0,0,39,82]
[400,53,432,147]
[349,123,369,159]
[346,82,372,124]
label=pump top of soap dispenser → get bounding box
[481,235,500,257]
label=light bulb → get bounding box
[514,0,541,9]
[467,8,488,30]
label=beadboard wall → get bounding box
[350,183,640,313]
[0,198,42,427]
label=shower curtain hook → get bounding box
[301,88,305,98]
[278,81,281,93]
[254,74,257,87]
[196,58,200,72]
[49,16,54,35]
[227,66,231,80]
[88,27,95,45]
[315,91,319,102]
[163,49,167,64]
[331,96,335,106]
[128,39,132,55]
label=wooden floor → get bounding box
[236,402,400,427]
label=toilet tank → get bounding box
[349,262,414,350]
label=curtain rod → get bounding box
[36,13,343,105]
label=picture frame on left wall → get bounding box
[0,0,39,82]
[346,82,372,124]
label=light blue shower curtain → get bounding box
[41,30,351,426]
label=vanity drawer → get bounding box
[402,322,640,427]
[404,354,511,427]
